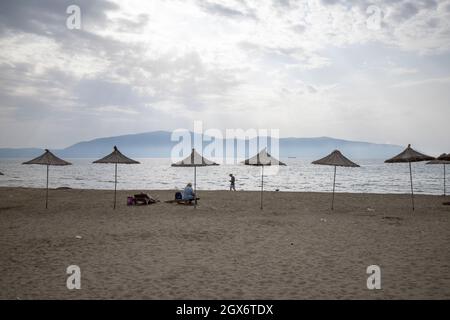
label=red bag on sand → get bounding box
[127,196,135,206]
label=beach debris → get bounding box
[382,216,402,221]
[367,208,375,212]
[382,216,403,226]
[75,235,82,239]
[320,218,327,222]
[382,216,403,224]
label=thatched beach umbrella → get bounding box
[385,144,434,210]
[312,150,359,210]
[426,154,450,196]
[242,148,286,210]
[171,148,219,207]
[22,149,71,208]
[93,146,139,209]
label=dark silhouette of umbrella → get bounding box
[426,154,450,196]
[171,148,218,208]
[385,144,434,210]
[312,150,359,210]
[242,148,286,210]
[93,146,139,209]
[22,149,72,208]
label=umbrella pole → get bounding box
[46,164,49,209]
[332,165,336,211]
[194,166,197,208]
[444,164,446,197]
[409,162,414,211]
[114,163,117,209]
[260,166,264,210]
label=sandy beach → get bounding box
[1,187,449,299]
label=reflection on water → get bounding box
[0,158,448,195]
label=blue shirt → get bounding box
[183,186,195,200]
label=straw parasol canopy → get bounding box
[23,149,71,166]
[385,144,434,164]
[243,148,286,166]
[171,148,218,167]
[312,150,359,168]
[242,148,286,210]
[426,154,450,196]
[171,148,218,207]
[93,146,140,209]
[93,146,140,164]
[22,149,72,208]
[385,144,434,210]
[312,150,359,210]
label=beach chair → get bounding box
[176,197,200,205]
[164,192,200,205]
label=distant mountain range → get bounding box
[0,131,403,159]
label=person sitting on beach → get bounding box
[182,183,195,201]
[229,174,236,191]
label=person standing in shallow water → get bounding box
[229,174,236,191]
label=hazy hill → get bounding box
[0,131,403,159]
[0,148,45,159]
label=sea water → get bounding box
[0,158,447,195]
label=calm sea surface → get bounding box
[0,158,447,195]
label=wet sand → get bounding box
[1,187,449,299]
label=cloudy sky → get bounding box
[0,0,449,153]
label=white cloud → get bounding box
[0,0,449,153]
[391,76,450,87]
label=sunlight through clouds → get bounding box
[0,0,449,152]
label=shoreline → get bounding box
[0,186,447,197]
